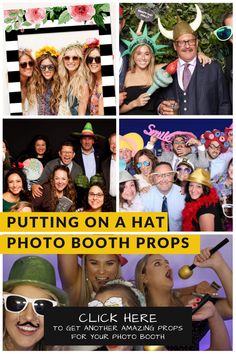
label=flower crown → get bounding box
[35,46,60,59]
[122,25,168,57]
[83,38,100,49]
[106,279,146,307]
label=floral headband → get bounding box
[35,46,60,59]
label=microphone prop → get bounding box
[146,60,178,96]
[178,238,229,279]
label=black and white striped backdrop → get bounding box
[5,16,116,116]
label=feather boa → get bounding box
[182,188,219,231]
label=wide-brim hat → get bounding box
[3,256,68,306]
[161,131,197,152]
[78,254,128,266]
[120,133,144,157]
[187,168,212,188]
[176,158,194,171]
[72,122,105,141]
[119,170,135,183]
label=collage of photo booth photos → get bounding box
[1,0,234,352]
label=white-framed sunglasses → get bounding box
[88,297,123,307]
[3,293,58,316]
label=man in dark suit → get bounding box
[73,122,103,180]
[101,133,116,211]
[157,6,231,115]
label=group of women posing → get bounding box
[19,39,104,116]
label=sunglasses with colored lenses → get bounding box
[40,64,55,72]
[3,293,58,316]
[86,56,101,65]
[63,56,79,61]
[214,26,232,41]
[176,167,192,174]
[19,61,34,69]
[137,160,151,169]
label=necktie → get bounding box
[182,63,191,91]
[162,196,168,212]
[162,196,169,231]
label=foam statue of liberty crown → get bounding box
[121,24,168,57]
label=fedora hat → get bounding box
[119,170,135,183]
[78,254,128,266]
[187,168,212,188]
[72,122,105,141]
[3,256,68,306]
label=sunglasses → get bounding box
[19,61,34,69]
[176,167,192,174]
[86,56,101,65]
[214,26,233,41]
[222,204,233,218]
[88,297,123,307]
[137,160,151,169]
[40,64,55,72]
[63,56,79,61]
[3,293,58,316]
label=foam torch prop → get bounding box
[178,238,229,280]
[146,59,178,96]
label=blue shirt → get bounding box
[140,184,185,231]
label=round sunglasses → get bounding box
[63,56,79,61]
[19,61,34,69]
[176,167,192,174]
[214,26,232,41]
[86,56,101,65]
[3,293,58,316]
[40,64,55,72]
[137,160,151,169]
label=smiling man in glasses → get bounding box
[157,5,231,115]
[3,256,67,351]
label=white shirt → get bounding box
[109,156,116,197]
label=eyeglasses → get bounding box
[137,160,151,169]
[86,56,101,65]
[222,204,233,218]
[173,140,186,145]
[151,171,175,179]
[19,61,34,69]
[209,144,221,151]
[3,293,58,316]
[88,192,104,198]
[63,56,79,61]
[214,26,232,41]
[88,297,123,307]
[176,167,192,174]
[40,64,55,72]
[175,39,196,47]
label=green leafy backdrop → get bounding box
[121,3,232,67]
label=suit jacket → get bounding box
[159,150,209,169]
[119,41,129,90]
[37,158,82,185]
[157,58,231,115]
[101,155,111,192]
[74,148,101,176]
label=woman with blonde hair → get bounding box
[135,249,232,350]
[58,44,89,115]
[58,254,128,306]
[34,46,61,115]
[18,49,37,115]
[84,39,104,115]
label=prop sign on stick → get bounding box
[135,7,155,34]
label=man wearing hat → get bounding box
[120,133,144,175]
[73,122,104,180]
[157,4,231,115]
[3,256,67,351]
[32,141,82,198]
[146,133,209,170]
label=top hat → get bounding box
[187,168,212,188]
[72,122,105,141]
[3,256,68,306]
